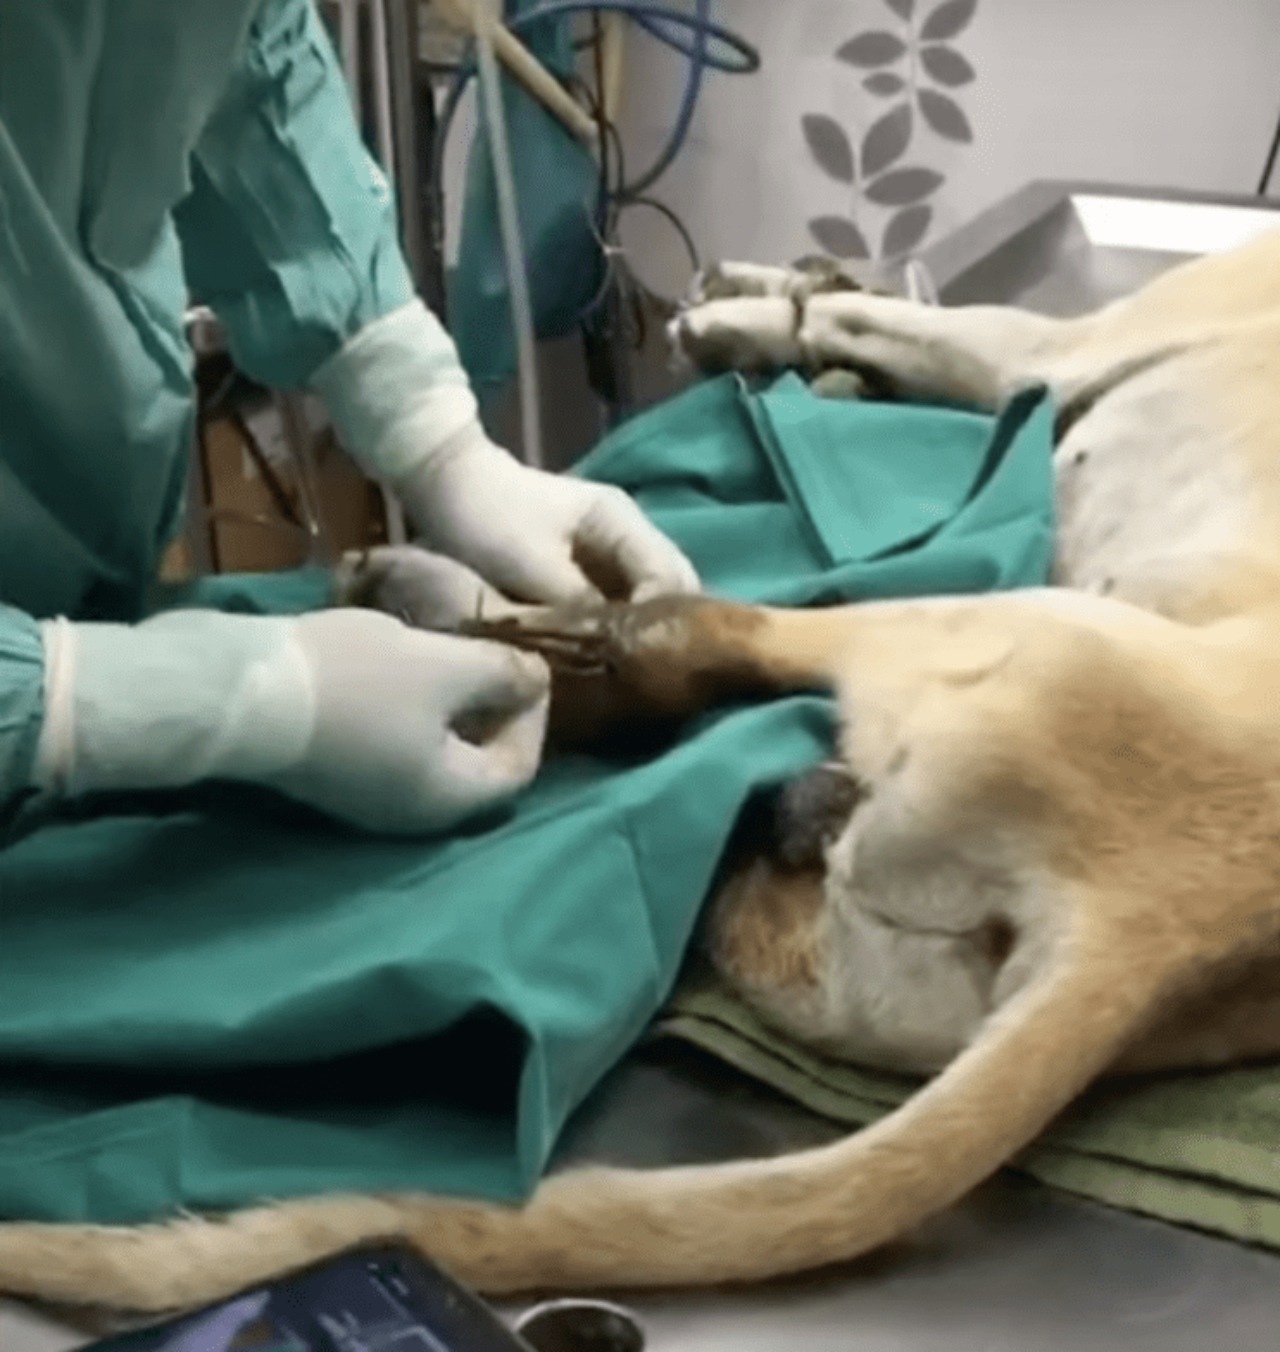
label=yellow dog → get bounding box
[7,227,1280,1309]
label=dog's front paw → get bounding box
[683,258,865,308]
[683,261,804,306]
[668,295,804,374]
[810,368,872,400]
[669,257,873,375]
[459,594,713,684]
[460,593,745,746]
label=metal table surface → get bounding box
[7,181,1280,1350]
[915,178,1280,313]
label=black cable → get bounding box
[569,75,701,327]
[590,13,611,222]
[1259,101,1280,196]
[564,76,625,198]
[431,2,756,209]
[564,46,699,285]
[428,14,706,414]
[617,193,700,273]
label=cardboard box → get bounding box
[192,406,388,575]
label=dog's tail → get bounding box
[0,908,1192,1311]
[436,913,1189,1292]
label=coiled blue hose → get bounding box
[434,1,757,209]
[430,1,757,410]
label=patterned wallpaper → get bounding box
[605,0,1277,296]
[800,0,980,261]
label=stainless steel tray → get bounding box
[917,180,1280,315]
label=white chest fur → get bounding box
[1048,362,1253,601]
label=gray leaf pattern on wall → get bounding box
[866,167,944,205]
[808,216,871,259]
[864,71,907,97]
[802,0,981,259]
[920,0,977,41]
[883,204,933,256]
[920,44,975,85]
[917,88,973,142]
[861,104,913,178]
[836,32,908,67]
[802,114,856,183]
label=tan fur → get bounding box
[8,230,1280,1311]
[707,861,825,995]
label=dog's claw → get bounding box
[457,615,614,677]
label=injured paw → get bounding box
[460,595,707,684]
[460,595,765,746]
[460,598,697,747]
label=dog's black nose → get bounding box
[765,762,864,870]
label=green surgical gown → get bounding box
[0,0,416,798]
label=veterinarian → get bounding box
[0,1,698,835]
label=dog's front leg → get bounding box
[459,590,1037,753]
[674,287,1080,409]
[459,594,859,748]
[800,291,1074,406]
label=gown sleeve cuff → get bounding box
[310,298,482,483]
[0,605,49,799]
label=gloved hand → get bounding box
[394,424,700,604]
[312,299,700,605]
[32,608,550,835]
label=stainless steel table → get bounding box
[6,181,1280,1351]
[917,178,1280,314]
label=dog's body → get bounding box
[6,229,1280,1311]
[668,236,1280,1079]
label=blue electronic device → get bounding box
[82,1244,532,1352]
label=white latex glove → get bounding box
[311,299,700,605]
[33,608,549,835]
[395,425,700,604]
